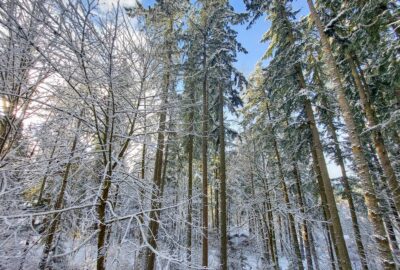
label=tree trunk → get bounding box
[218,84,228,270]
[215,172,220,232]
[104,184,120,255]
[260,154,279,269]
[201,32,209,268]
[37,141,58,205]
[267,103,303,269]
[96,166,113,270]
[258,210,271,265]
[368,144,400,254]
[134,80,148,270]
[186,87,194,262]
[315,66,368,269]
[160,139,169,196]
[346,52,400,215]
[307,1,395,268]
[293,163,313,270]
[303,88,349,269]
[326,113,368,269]
[144,17,172,270]
[309,227,320,270]
[274,1,351,265]
[309,144,338,270]
[268,204,278,270]
[39,117,82,269]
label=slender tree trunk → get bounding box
[307,1,395,268]
[309,144,338,270]
[249,169,256,235]
[293,163,313,270]
[39,117,82,269]
[304,90,349,269]
[97,108,140,270]
[215,172,220,232]
[218,84,228,270]
[259,210,271,265]
[134,81,148,270]
[144,101,168,270]
[201,32,209,268]
[373,181,400,254]
[37,141,58,205]
[368,142,400,230]
[267,106,303,269]
[141,81,147,182]
[96,162,113,270]
[260,155,279,269]
[141,144,146,180]
[104,184,120,254]
[278,215,285,254]
[304,94,351,268]
[160,139,169,196]
[186,91,194,263]
[309,227,320,270]
[145,17,172,270]
[298,222,305,259]
[252,145,272,266]
[384,213,400,253]
[269,209,278,269]
[136,142,146,240]
[327,113,368,269]
[210,183,215,228]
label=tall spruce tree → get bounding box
[245,0,352,268]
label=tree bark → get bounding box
[315,66,369,269]
[368,144,400,254]
[215,170,220,232]
[309,227,320,270]
[273,1,351,266]
[201,31,209,268]
[266,103,303,269]
[309,144,338,270]
[39,116,82,269]
[37,141,58,205]
[218,84,228,270]
[186,87,194,262]
[346,52,400,215]
[260,153,279,270]
[144,16,172,270]
[293,163,313,270]
[306,1,395,268]
[303,85,349,269]
[326,113,368,270]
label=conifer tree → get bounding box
[245,0,352,268]
[306,0,396,267]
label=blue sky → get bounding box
[138,0,309,78]
[231,0,309,77]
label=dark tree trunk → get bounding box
[201,32,209,268]
[218,84,228,270]
[39,117,82,269]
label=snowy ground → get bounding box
[0,202,384,269]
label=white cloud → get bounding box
[98,0,138,12]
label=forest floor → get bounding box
[0,203,379,269]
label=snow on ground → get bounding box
[1,202,381,269]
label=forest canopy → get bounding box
[0,0,399,269]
